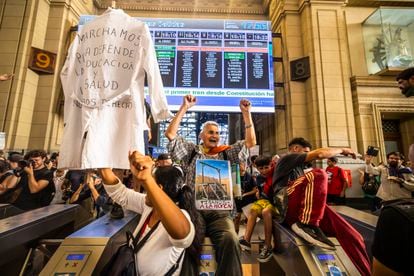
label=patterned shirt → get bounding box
[167,136,246,188]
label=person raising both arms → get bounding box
[165,95,256,275]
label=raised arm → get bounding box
[358,169,365,186]
[69,183,84,203]
[100,168,119,185]
[305,147,356,163]
[165,95,196,141]
[364,155,381,175]
[240,99,256,148]
[24,165,51,193]
[86,173,100,202]
[129,151,190,239]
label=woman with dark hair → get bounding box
[153,165,205,274]
[100,151,203,276]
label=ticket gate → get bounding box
[331,205,377,259]
[40,210,139,275]
[0,204,80,275]
[199,237,216,276]
[271,222,360,276]
[0,203,24,219]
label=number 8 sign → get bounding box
[290,56,310,81]
[28,47,56,74]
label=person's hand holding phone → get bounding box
[367,146,379,157]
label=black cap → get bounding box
[8,153,23,163]
[157,153,171,161]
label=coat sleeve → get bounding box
[401,172,414,192]
[60,35,79,98]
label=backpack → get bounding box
[362,174,380,195]
[101,221,160,276]
[101,220,184,276]
[382,198,414,223]
[340,168,352,187]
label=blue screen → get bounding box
[66,254,85,261]
[200,254,213,260]
[317,254,335,261]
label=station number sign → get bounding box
[28,47,56,74]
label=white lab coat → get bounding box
[59,8,171,169]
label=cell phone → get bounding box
[366,146,379,157]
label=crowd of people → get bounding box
[0,66,413,275]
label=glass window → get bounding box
[362,8,414,74]
[158,112,229,149]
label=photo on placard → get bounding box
[195,159,233,210]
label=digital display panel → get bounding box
[200,254,213,260]
[78,17,274,113]
[317,254,335,261]
[66,254,86,261]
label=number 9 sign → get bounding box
[35,53,51,68]
[29,47,56,74]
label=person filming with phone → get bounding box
[364,151,414,207]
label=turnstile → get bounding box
[0,203,24,219]
[272,222,360,276]
[40,210,139,276]
[0,204,81,275]
[200,237,216,276]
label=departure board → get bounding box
[78,16,274,113]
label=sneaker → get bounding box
[257,245,273,263]
[291,222,336,250]
[110,203,124,219]
[239,238,251,252]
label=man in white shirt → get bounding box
[365,152,414,203]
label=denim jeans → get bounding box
[202,210,242,276]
